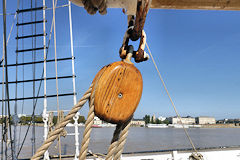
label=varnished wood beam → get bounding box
[71,0,240,11]
[151,0,240,11]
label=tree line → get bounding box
[143,115,169,124]
[0,115,86,125]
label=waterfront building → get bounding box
[168,116,195,124]
[131,119,145,127]
[196,116,216,124]
[18,114,27,118]
[152,114,156,122]
[158,116,166,121]
[93,116,103,125]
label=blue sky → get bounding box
[1,0,240,120]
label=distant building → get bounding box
[158,116,166,121]
[18,114,26,118]
[93,116,102,125]
[131,119,145,127]
[196,116,216,124]
[168,117,195,124]
[152,114,156,122]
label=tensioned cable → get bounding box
[13,0,20,158]
[2,0,14,157]
[1,3,18,159]
[146,42,198,154]
[46,4,69,10]
[0,4,68,65]
[1,40,5,160]
[30,0,37,154]
[17,0,25,153]
[52,0,62,158]
[0,3,68,16]
[0,9,17,65]
[17,0,59,156]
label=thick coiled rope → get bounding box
[105,124,123,160]
[114,119,131,160]
[31,79,132,160]
[31,85,93,160]
[78,88,96,160]
[81,0,107,15]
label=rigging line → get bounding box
[30,0,37,155]
[1,40,5,160]
[0,13,15,16]
[146,42,198,154]
[52,0,62,158]
[46,4,69,10]
[17,0,25,154]
[2,0,14,158]
[0,10,18,65]
[33,0,37,154]
[17,0,60,156]
[13,0,20,158]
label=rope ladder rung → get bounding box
[16,20,47,26]
[0,75,76,84]
[16,33,47,39]
[0,57,74,68]
[16,47,47,53]
[0,93,76,102]
[16,6,45,13]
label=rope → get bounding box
[48,112,54,134]
[114,118,132,160]
[145,42,200,155]
[87,150,105,160]
[105,124,123,160]
[17,1,25,154]
[17,0,60,156]
[31,0,37,154]
[31,85,93,160]
[81,0,107,15]
[1,40,5,160]
[0,2,17,64]
[46,4,69,10]
[189,152,204,160]
[78,88,95,160]
[51,0,62,158]
[2,0,14,157]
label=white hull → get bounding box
[146,124,168,128]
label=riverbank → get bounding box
[2,123,240,128]
[201,124,240,128]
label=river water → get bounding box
[1,126,240,158]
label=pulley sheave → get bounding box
[92,61,143,124]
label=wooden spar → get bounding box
[70,0,240,11]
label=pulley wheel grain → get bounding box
[92,61,143,124]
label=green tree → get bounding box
[78,116,86,123]
[163,119,169,124]
[155,119,161,124]
[150,116,154,124]
[35,116,43,123]
[143,115,150,124]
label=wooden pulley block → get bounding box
[92,61,143,124]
